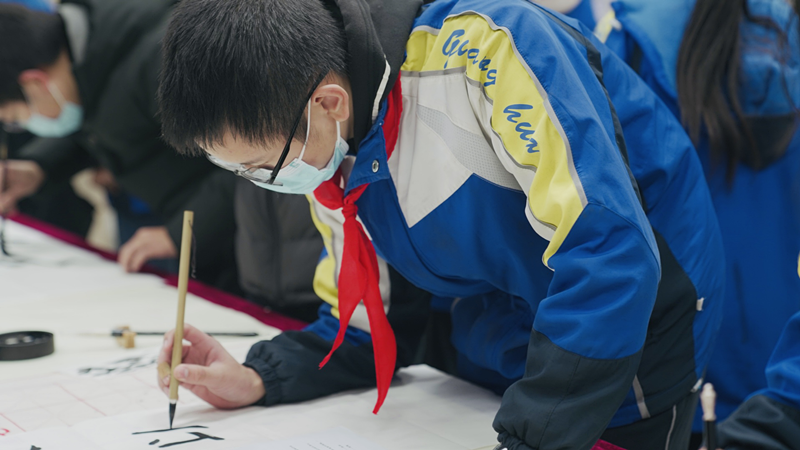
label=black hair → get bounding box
[0,4,66,104]
[158,0,348,156]
[677,0,800,181]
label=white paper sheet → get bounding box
[234,427,387,450]
[0,342,259,438]
[1,365,500,449]
[0,426,103,450]
[0,222,157,306]
[71,405,265,450]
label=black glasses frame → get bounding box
[265,73,328,185]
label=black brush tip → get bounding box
[169,403,176,429]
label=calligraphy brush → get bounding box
[701,383,718,450]
[168,211,195,429]
[1,126,10,256]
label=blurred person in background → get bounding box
[565,0,800,446]
[712,257,800,449]
[0,0,94,238]
[0,0,240,292]
[534,0,614,30]
[234,179,323,323]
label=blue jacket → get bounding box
[718,300,800,449]
[0,0,54,12]
[562,0,599,29]
[244,1,724,449]
[582,0,800,430]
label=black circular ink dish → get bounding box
[0,331,55,361]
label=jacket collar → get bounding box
[59,3,89,65]
[327,0,421,153]
[344,98,392,196]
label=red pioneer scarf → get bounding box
[313,77,403,414]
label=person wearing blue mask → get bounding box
[0,0,240,291]
[567,0,800,445]
[18,82,83,138]
[0,0,95,239]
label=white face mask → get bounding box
[251,101,348,195]
[22,82,83,138]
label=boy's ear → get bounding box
[17,69,64,117]
[315,84,350,123]
[18,69,49,88]
[17,69,51,102]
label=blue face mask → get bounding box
[252,105,348,195]
[23,82,83,138]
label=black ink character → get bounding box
[133,425,208,435]
[133,426,223,448]
[77,355,158,376]
[158,432,224,448]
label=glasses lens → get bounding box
[205,152,278,184]
[204,152,239,170]
[238,168,282,185]
[237,167,276,184]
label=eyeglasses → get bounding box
[204,73,327,185]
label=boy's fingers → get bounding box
[158,338,192,373]
[181,324,208,343]
[157,361,171,381]
[180,325,218,355]
[129,248,148,272]
[157,333,174,364]
[174,363,218,386]
[117,244,133,271]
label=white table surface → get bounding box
[0,220,279,381]
[0,220,504,450]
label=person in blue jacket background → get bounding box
[152,0,725,449]
[0,0,52,13]
[567,0,800,443]
[537,0,613,30]
[716,257,800,449]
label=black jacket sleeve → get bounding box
[717,310,800,450]
[718,395,800,450]
[493,333,642,450]
[243,266,432,406]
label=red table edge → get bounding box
[594,440,626,450]
[10,213,308,332]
